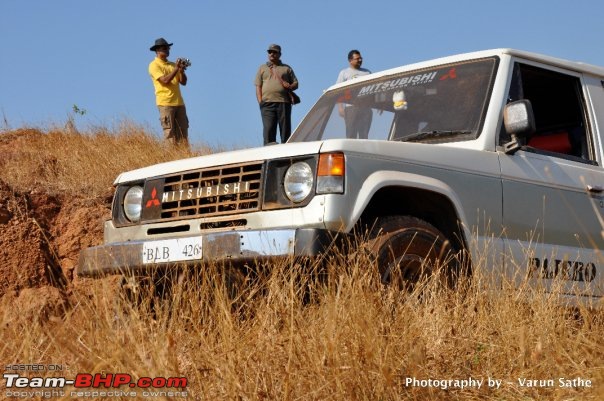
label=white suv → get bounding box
[78,49,604,302]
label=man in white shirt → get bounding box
[336,50,373,139]
[337,50,371,83]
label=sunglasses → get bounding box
[268,50,280,55]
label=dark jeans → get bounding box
[260,101,292,144]
[344,106,372,139]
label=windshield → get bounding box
[290,57,498,144]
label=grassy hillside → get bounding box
[0,122,208,197]
[0,125,602,400]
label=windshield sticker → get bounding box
[337,89,353,103]
[440,68,457,81]
[358,71,438,97]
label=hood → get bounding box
[115,141,324,184]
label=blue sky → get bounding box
[2,0,603,149]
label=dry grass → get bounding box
[0,121,213,197]
[2,253,603,400]
[1,124,603,400]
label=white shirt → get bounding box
[336,66,371,84]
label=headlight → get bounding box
[284,162,313,203]
[123,186,143,222]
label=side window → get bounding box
[501,63,594,163]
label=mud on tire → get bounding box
[370,216,458,290]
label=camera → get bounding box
[176,58,192,68]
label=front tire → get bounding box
[370,216,456,290]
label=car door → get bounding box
[499,60,604,299]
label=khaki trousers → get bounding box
[158,105,189,146]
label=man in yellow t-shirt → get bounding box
[148,38,189,147]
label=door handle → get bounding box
[587,185,604,193]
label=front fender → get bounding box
[347,170,470,238]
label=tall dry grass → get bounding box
[0,121,213,197]
[1,123,603,400]
[2,250,604,400]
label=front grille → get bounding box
[157,161,263,222]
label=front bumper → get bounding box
[77,228,341,277]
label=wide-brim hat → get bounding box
[150,38,173,51]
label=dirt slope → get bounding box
[0,132,111,321]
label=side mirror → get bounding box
[503,100,536,154]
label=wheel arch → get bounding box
[350,171,472,269]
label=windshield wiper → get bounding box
[400,130,472,142]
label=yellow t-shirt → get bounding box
[148,58,184,106]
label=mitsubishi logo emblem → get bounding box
[439,68,457,81]
[146,187,160,208]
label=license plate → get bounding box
[142,237,202,264]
